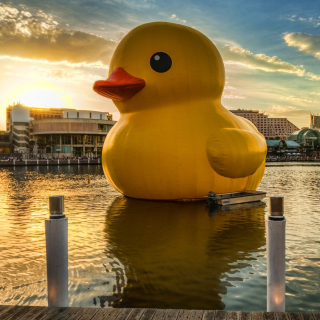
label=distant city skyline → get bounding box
[1,0,320,130]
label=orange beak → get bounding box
[93,67,146,101]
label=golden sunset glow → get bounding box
[5,80,74,109]
[0,80,76,127]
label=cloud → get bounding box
[0,4,117,66]
[221,77,246,99]
[267,105,299,114]
[104,0,154,10]
[170,14,187,24]
[0,57,107,85]
[283,96,319,104]
[266,104,313,119]
[223,79,236,91]
[220,45,305,76]
[0,55,108,70]
[285,14,320,27]
[222,92,245,99]
[284,33,320,59]
[0,4,19,19]
[306,72,320,81]
[286,15,297,22]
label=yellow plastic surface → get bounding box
[99,22,267,200]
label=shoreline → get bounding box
[0,159,101,167]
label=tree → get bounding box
[36,138,46,159]
[47,140,56,159]
[28,140,35,158]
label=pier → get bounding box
[0,306,318,320]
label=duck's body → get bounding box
[94,22,267,200]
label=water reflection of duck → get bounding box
[104,197,266,309]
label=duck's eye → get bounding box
[150,52,172,73]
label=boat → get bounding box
[206,190,266,206]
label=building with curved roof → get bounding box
[288,128,320,148]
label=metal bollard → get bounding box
[45,195,68,307]
[267,196,285,312]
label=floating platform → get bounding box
[207,190,266,206]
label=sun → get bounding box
[0,80,75,130]
[5,80,74,109]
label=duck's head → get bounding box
[93,22,225,113]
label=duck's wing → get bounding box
[206,128,267,179]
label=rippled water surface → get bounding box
[0,164,320,311]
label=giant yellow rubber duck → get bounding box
[93,22,267,200]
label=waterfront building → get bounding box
[10,105,30,153]
[7,103,116,158]
[288,128,320,151]
[310,114,320,130]
[230,109,299,140]
[0,131,11,156]
[266,139,301,156]
[6,103,113,132]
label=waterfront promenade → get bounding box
[0,159,101,167]
[266,156,320,162]
[0,306,317,320]
[0,157,319,166]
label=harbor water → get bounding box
[0,164,319,311]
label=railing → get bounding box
[0,159,102,166]
[266,156,320,162]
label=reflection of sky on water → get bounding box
[260,164,320,311]
[0,166,120,308]
[0,164,319,311]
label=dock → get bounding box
[0,306,318,320]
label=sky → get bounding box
[1,0,320,130]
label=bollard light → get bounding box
[267,196,285,312]
[49,195,65,217]
[45,195,68,307]
[270,196,284,218]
